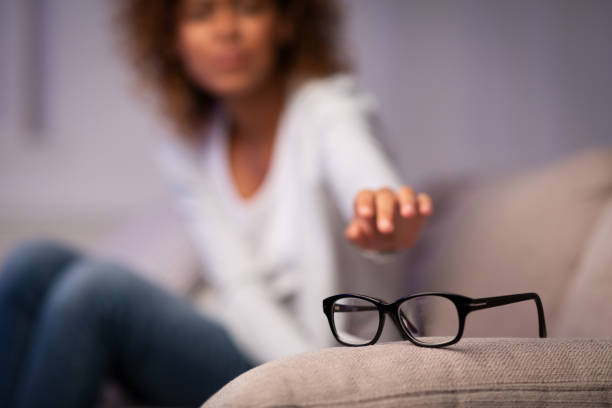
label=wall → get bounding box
[342,0,612,183]
[0,0,611,258]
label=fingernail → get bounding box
[402,204,414,217]
[379,218,392,232]
[359,206,372,216]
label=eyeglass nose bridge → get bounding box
[354,303,402,346]
[376,303,414,342]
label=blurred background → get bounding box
[1,0,611,259]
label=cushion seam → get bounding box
[295,383,612,408]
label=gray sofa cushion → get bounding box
[203,338,612,407]
[412,149,612,337]
[556,198,612,337]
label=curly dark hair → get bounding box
[117,0,348,140]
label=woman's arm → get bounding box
[318,79,433,252]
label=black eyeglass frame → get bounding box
[322,292,547,348]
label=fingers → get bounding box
[345,219,360,240]
[374,188,396,234]
[349,189,382,248]
[416,193,433,216]
[354,190,375,218]
[397,186,416,217]
[344,217,375,249]
[347,187,434,250]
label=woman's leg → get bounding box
[14,256,254,408]
[0,239,82,407]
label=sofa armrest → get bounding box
[203,338,612,407]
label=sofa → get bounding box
[97,148,612,407]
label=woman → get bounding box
[0,0,433,406]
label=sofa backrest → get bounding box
[412,149,612,338]
[555,197,612,337]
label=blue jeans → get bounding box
[0,239,254,408]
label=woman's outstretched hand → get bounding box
[345,187,433,252]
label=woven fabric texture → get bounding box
[204,338,612,407]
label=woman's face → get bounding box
[176,0,289,99]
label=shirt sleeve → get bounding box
[318,78,405,223]
[317,78,405,264]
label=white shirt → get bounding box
[206,106,299,300]
[155,74,404,364]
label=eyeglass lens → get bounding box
[398,295,460,345]
[332,297,380,345]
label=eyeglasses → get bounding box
[323,292,546,348]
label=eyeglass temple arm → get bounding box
[333,304,419,337]
[468,293,547,338]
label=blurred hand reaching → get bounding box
[345,187,433,252]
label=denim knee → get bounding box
[40,258,139,328]
[0,239,80,308]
